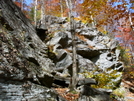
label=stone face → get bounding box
[0,80,65,101]
[47,31,69,48]
[46,18,123,73]
[45,15,67,24]
[0,0,124,100]
[44,14,124,100]
[55,49,72,72]
[78,55,97,73]
[0,0,66,100]
[77,85,112,101]
[0,0,55,76]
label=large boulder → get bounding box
[0,0,66,100]
[47,31,69,48]
[77,85,112,101]
[0,80,65,101]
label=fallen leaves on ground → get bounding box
[122,79,134,101]
[54,88,79,101]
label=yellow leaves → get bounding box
[82,19,88,24]
[112,87,126,98]
[74,17,81,21]
[98,27,108,34]
[123,67,134,80]
[117,45,132,65]
[77,0,112,28]
[130,6,134,9]
[80,69,122,89]
[129,71,134,78]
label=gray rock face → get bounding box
[46,16,124,73]
[0,0,65,100]
[43,11,124,101]
[78,55,97,73]
[55,49,72,72]
[47,31,69,48]
[45,15,67,24]
[0,0,124,100]
[0,80,63,101]
[77,85,112,101]
[42,14,124,99]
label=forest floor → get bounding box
[122,67,134,101]
[54,81,134,101]
[55,88,80,101]
[54,79,134,101]
[122,79,134,101]
[54,68,134,101]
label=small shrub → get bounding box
[80,69,122,89]
[123,66,134,80]
[110,87,126,100]
[117,45,131,66]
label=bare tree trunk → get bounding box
[127,2,134,63]
[66,0,77,91]
[65,0,71,19]
[123,0,134,63]
[70,16,77,91]
[90,11,96,28]
[128,11,134,31]
[41,0,45,24]
[41,0,44,21]
[129,44,134,64]
[21,0,23,11]
[34,0,37,26]
[123,0,134,30]
[128,1,134,30]
[60,0,64,17]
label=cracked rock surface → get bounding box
[0,0,124,101]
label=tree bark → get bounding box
[90,11,96,28]
[70,16,77,91]
[34,0,37,26]
[66,0,78,91]
[65,0,71,18]
[128,11,134,31]
[21,0,23,11]
[41,0,45,22]
[60,0,64,17]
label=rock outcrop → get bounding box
[0,0,65,100]
[0,0,124,101]
[45,16,124,76]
